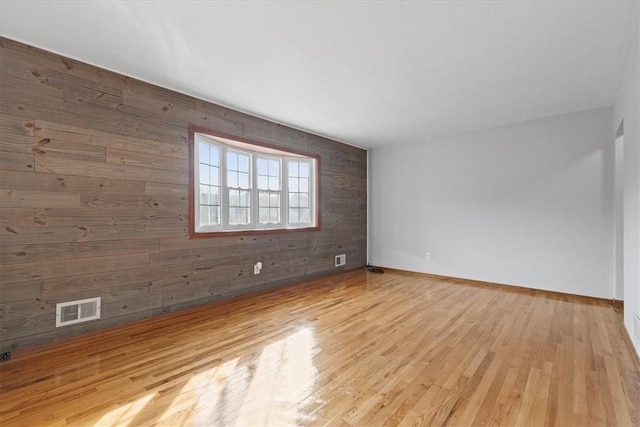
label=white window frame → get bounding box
[255,154,284,228]
[285,157,315,227]
[192,131,318,235]
[223,148,253,230]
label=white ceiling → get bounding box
[1,1,638,148]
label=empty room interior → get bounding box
[1,1,640,426]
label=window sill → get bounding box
[189,225,320,239]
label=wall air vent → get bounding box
[56,297,101,327]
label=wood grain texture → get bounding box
[0,37,367,353]
[0,150,34,172]
[1,189,80,208]
[0,169,147,195]
[0,269,638,426]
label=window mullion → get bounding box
[244,150,252,228]
[251,153,257,227]
[252,154,256,228]
[308,159,314,226]
[278,157,284,227]
[194,135,201,231]
[283,158,289,227]
[221,145,229,229]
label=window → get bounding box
[189,126,319,236]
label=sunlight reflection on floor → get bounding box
[97,326,320,426]
[96,392,156,426]
[235,326,318,426]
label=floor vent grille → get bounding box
[56,297,101,327]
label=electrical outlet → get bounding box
[253,261,263,275]
[425,252,431,261]
[335,254,346,267]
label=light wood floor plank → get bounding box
[1,269,639,426]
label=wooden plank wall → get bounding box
[0,38,367,352]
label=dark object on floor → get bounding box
[1,352,11,362]
[364,265,384,274]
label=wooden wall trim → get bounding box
[382,268,616,305]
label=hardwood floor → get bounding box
[1,269,639,426]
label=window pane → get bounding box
[211,186,220,205]
[258,175,268,190]
[299,163,309,177]
[229,189,239,206]
[229,207,238,224]
[210,147,220,166]
[289,193,299,208]
[259,191,269,207]
[258,158,268,175]
[210,206,220,225]
[199,164,210,185]
[270,193,280,207]
[299,193,309,208]
[227,152,238,170]
[211,166,219,186]
[300,208,310,223]
[200,185,210,205]
[299,178,309,192]
[289,208,299,223]
[259,207,269,223]
[239,172,249,189]
[228,171,238,188]
[268,176,279,191]
[240,207,249,224]
[200,205,209,225]
[239,154,249,172]
[270,207,280,223]
[289,177,298,192]
[289,162,299,176]
[240,190,251,207]
[269,160,279,176]
[198,142,209,164]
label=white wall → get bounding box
[614,16,640,355]
[370,107,614,299]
